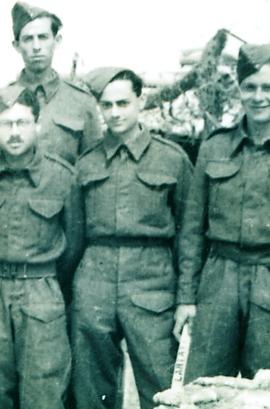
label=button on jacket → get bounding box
[8,69,102,164]
[178,117,270,304]
[0,149,83,268]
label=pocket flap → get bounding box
[53,115,84,132]
[21,303,65,323]
[78,172,110,186]
[205,161,240,179]
[131,292,175,313]
[28,199,63,218]
[136,171,177,187]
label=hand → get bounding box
[173,304,196,342]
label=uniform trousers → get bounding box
[72,243,178,409]
[184,253,270,384]
[0,275,71,409]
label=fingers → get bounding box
[173,319,183,342]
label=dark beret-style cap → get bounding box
[84,67,130,99]
[237,43,270,84]
[12,2,62,40]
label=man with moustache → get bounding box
[0,86,83,409]
[72,67,193,409]
[9,1,101,165]
[172,43,270,386]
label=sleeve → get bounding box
[170,152,193,276]
[57,171,85,295]
[176,142,209,304]
[80,94,103,154]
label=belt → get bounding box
[211,241,270,265]
[0,261,56,279]
[87,236,172,248]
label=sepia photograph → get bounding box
[1,1,270,408]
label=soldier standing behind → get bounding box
[9,1,102,165]
[0,86,83,409]
[72,67,193,409]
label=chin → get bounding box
[29,63,48,74]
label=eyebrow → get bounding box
[100,98,130,103]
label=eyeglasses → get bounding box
[0,119,34,129]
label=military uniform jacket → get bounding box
[77,125,193,255]
[8,69,102,164]
[178,116,270,304]
[0,149,83,270]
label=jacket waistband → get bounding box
[212,241,270,265]
[0,261,56,279]
[87,236,172,248]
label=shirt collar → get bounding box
[231,115,270,156]
[0,148,42,187]
[103,124,152,161]
[230,116,249,156]
[18,69,60,102]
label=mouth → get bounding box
[31,56,46,61]
[111,120,124,126]
[250,105,270,110]
[8,141,23,149]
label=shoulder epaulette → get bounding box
[45,152,75,174]
[206,124,238,140]
[63,78,93,95]
[7,80,18,87]
[78,138,104,160]
[152,133,189,156]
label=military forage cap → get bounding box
[237,43,270,84]
[84,67,129,99]
[12,1,62,40]
[0,84,27,114]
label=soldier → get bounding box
[72,67,193,409]
[174,43,270,383]
[0,86,83,409]
[9,1,101,165]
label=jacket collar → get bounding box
[0,147,42,187]
[18,69,60,102]
[230,115,270,156]
[103,124,152,161]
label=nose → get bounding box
[32,37,41,52]
[111,104,120,118]
[10,121,20,135]
[253,87,264,101]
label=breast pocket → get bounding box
[28,199,64,250]
[205,161,241,217]
[50,116,84,163]
[79,172,110,228]
[135,171,177,226]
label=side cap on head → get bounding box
[12,1,62,40]
[0,85,38,116]
[84,67,129,99]
[0,85,26,114]
[237,43,270,84]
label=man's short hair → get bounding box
[110,70,143,97]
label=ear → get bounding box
[12,40,20,53]
[55,33,62,48]
[35,122,41,135]
[139,93,146,111]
